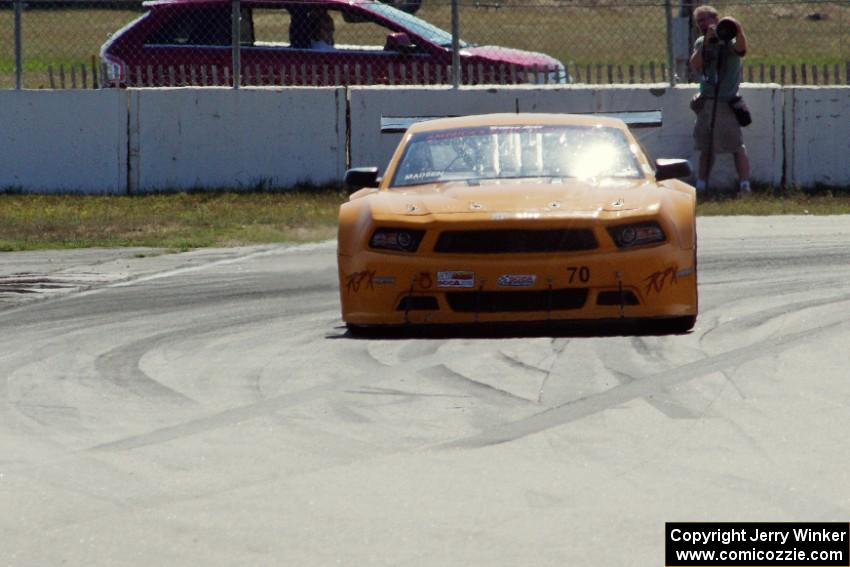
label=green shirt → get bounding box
[694,35,742,101]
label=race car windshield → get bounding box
[391,125,643,187]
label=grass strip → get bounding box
[697,188,850,216]
[1,188,849,252]
[0,189,346,251]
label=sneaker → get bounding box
[739,181,752,195]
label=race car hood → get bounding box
[369,178,663,218]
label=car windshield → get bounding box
[391,124,644,187]
[363,2,468,48]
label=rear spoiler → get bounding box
[380,110,662,133]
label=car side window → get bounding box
[145,7,232,46]
[251,6,413,52]
[251,7,295,47]
[334,9,398,50]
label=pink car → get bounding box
[101,0,568,87]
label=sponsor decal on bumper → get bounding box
[497,274,537,287]
[437,271,475,288]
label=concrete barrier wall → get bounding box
[0,86,846,193]
[0,90,128,194]
[130,87,346,192]
[348,84,786,188]
[785,87,850,187]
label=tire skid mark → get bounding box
[600,344,700,419]
[331,402,372,425]
[708,372,775,461]
[602,365,637,386]
[344,386,469,399]
[495,351,550,377]
[363,339,501,369]
[536,338,569,404]
[699,250,850,274]
[90,301,340,411]
[12,402,82,428]
[701,275,850,293]
[720,369,748,401]
[627,336,677,367]
[698,291,850,345]
[642,394,700,420]
[396,340,446,361]
[86,386,344,453]
[86,351,449,452]
[95,335,197,405]
[107,241,335,289]
[0,240,336,320]
[598,373,757,491]
[629,336,655,358]
[0,319,114,396]
[441,318,847,449]
[418,364,541,406]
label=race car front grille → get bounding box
[596,290,640,306]
[445,288,588,313]
[434,229,598,254]
[396,296,439,311]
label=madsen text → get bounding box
[669,527,848,546]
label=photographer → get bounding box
[689,5,751,195]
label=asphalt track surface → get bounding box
[1,216,849,566]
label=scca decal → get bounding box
[437,271,475,288]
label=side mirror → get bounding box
[655,158,692,182]
[384,32,415,53]
[345,167,380,190]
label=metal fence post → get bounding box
[14,0,23,89]
[664,0,676,86]
[232,0,241,89]
[451,0,460,88]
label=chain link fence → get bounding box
[1,0,848,89]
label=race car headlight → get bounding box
[608,222,666,248]
[369,228,425,252]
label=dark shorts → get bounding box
[694,99,744,153]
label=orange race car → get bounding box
[337,113,697,332]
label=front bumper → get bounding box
[338,243,696,325]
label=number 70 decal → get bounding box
[567,266,590,283]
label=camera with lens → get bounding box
[709,18,738,44]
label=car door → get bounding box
[136,4,235,86]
